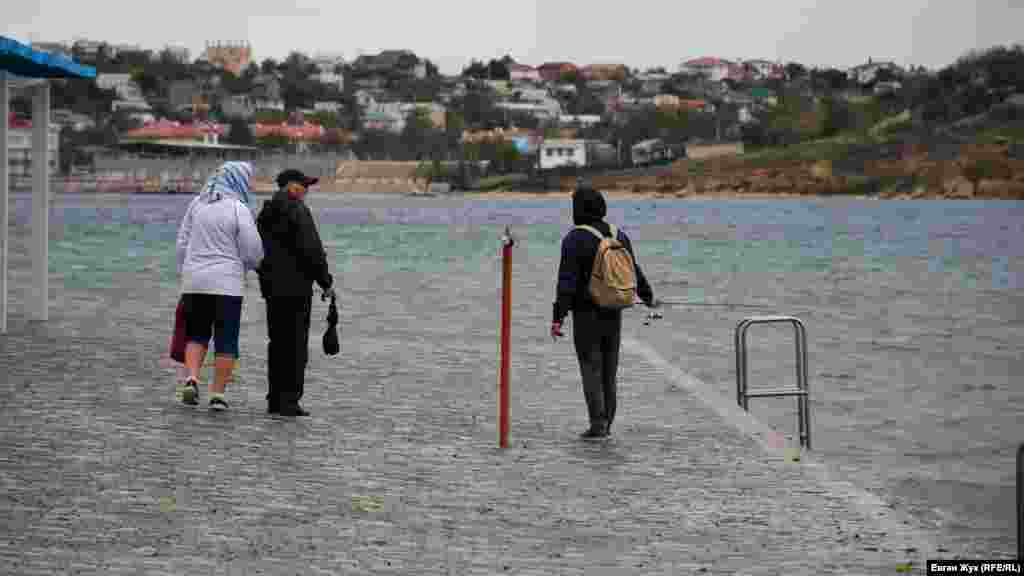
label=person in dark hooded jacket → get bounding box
[552,185,657,439]
[255,169,335,417]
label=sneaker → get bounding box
[209,396,229,412]
[178,378,199,406]
[579,427,609,440]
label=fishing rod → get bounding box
[655,298,779,309]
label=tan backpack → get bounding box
[576,223,637,309]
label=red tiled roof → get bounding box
[679,99,709,110]
[124,120,225,140]
[684,57,730,67]
[538,62,577,70]
[253,121,325,141]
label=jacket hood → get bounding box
[198,161,254,206]
[572,186,606,226]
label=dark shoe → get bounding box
[278,405,311,417]
[580,427,609,440]
[209,396,229,412]
[267,404,280,414]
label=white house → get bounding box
[314,101,344,114]
[538,139,616,170]
[96,73,135,97]
[315,71,345,91]
[539,139,588,170]
[558,114,602,127]
[496,101,562,121]
[848,59,905,85]
[253,99,285,113]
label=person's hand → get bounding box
[550,321,564,341]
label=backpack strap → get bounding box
[575,223,618,240]
[575,224,605,239]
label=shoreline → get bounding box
[462,189,877,200]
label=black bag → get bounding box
[322,294,340,356]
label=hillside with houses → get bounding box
[8,38,1024,197]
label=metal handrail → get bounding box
[735,316,811,449]
[1018,442,1023,560]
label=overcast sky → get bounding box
[3,1,1021,74]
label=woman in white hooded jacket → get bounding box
[175,161,264,410]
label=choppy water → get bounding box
[5,191,1023,555]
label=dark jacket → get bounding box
[255,189,333,298]
[553,187,653,323]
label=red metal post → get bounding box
[499,227,514,448]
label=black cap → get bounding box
[276,169,319,189]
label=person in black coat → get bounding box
[551,185,657,439]
[255,169,335,417]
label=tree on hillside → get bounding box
[401,107,442,159]
[51,80,117,120]
[785,62,807,80]
[131,68,164,98]
[423,59,440,78]
[560,69,580,84]
[260,58,279,74]
[225,117,255,146]
[453,89,502,129]
[444,110,466,156]
[462,59,489,79]
[811,68,849,93]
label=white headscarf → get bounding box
[198,161,255,205]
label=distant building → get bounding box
[537,62,578,83]
[157,45,191,63]
[202,41,252,76]
[679,57,746,83]
[169,80,199,112]
[112,44,149,60]
[6,114,59,179]
[351,50,422,79]
[847,59,905,85]
[314,101,345,114]
[251,74,283,102]
[96,74,135,97]
[558,114,602,127]
[51,109,96,132]
[581,64,628,82]
[508,63,542,83]
[744,59,785,81]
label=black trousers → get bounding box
[572,306,622,431]
[265,296,312,410]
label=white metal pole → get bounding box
[0,70,8,333]
[31,81,50,322]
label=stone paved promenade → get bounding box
[0,224,947,575]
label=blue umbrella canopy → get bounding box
[0,36,96,79]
